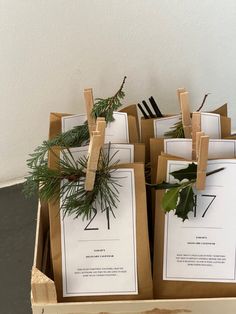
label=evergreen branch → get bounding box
[24,78,128,220]
[26,122,89,169]
[26,77,127,170]
[92,76,127,122]
[24,145,122,221]
[164,118,185,138]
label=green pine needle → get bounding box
[24,77,127,219]
[24,145,122,220]
[92,76,127,122]
[164,118,185,138]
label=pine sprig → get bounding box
[92,76,127,122]
[24,145,122,220]
[61,148,121,219]
[164,118,185,138]
[24,77,128,217]
[27,122,89,169]
[26,77,127,170]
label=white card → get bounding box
[164,138,236,160]
[60,147,137,296]
[63,144,134,164]
[153,115,181,138]
[200,112,221,138]
[60,169,137,296]
[61,112,129,144]
[163,159,236,282]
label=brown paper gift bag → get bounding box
[153,154,236,299]
[48,155,153,302]
[141,104,231,162]
[47,112,152,302]
[48,112,144,162]
[51,104,140,145]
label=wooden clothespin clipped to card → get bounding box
[177,87,186,106]
[195,131,209,190]
[84,88,96,136]
[84,118,106,191]
[179,91,192,138]
[191,112,201,160]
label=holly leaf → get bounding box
[175,185,195,221]
[162,187,180,212]
[170,163,197,182]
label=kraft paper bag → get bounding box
[141,104,231,162]
[48,112,144,162]
[120,104,140,143]
[48,159,153,301]
[47,114,152,302]
[50,105,140,145]
[153,154,236,299]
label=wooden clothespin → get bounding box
[96,117,106,143]
[192,112,201,160]
[179,91,192,138]
[85,119,106,191]
[195,132,209,190]
[195,131,205,160]
[84,88,96,137]
[177,87,186,106]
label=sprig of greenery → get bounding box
[164,93,210,139]
[24,145,122,220]
[24,77,127,217]
[92,76,127,122]
[26,77,127,170]
[164,118,185,138]
[26,122,89,169]
[148,164,224,221]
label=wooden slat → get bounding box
[32,297,236,314]
[31,267,57,304]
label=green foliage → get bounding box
[164,118,185,138]
[162,186,181,212]
[24,146,121,220]
[149,164,224,221]
[175,185,195,221]
[92,76,127,122]
[26,122,89,170]
[24,77,127,220]
[170,163,197,182]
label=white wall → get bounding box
[1,0,236,186]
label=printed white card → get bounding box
[164,139,236,160]
[200,112,221,138]
[153,115,181,138]
[163,159,236,282]
[64,144,134,165]
[153,112,221,139]
[60,147,137,296]
[61,112,129,144]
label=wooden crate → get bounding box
[31,203,236,314]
